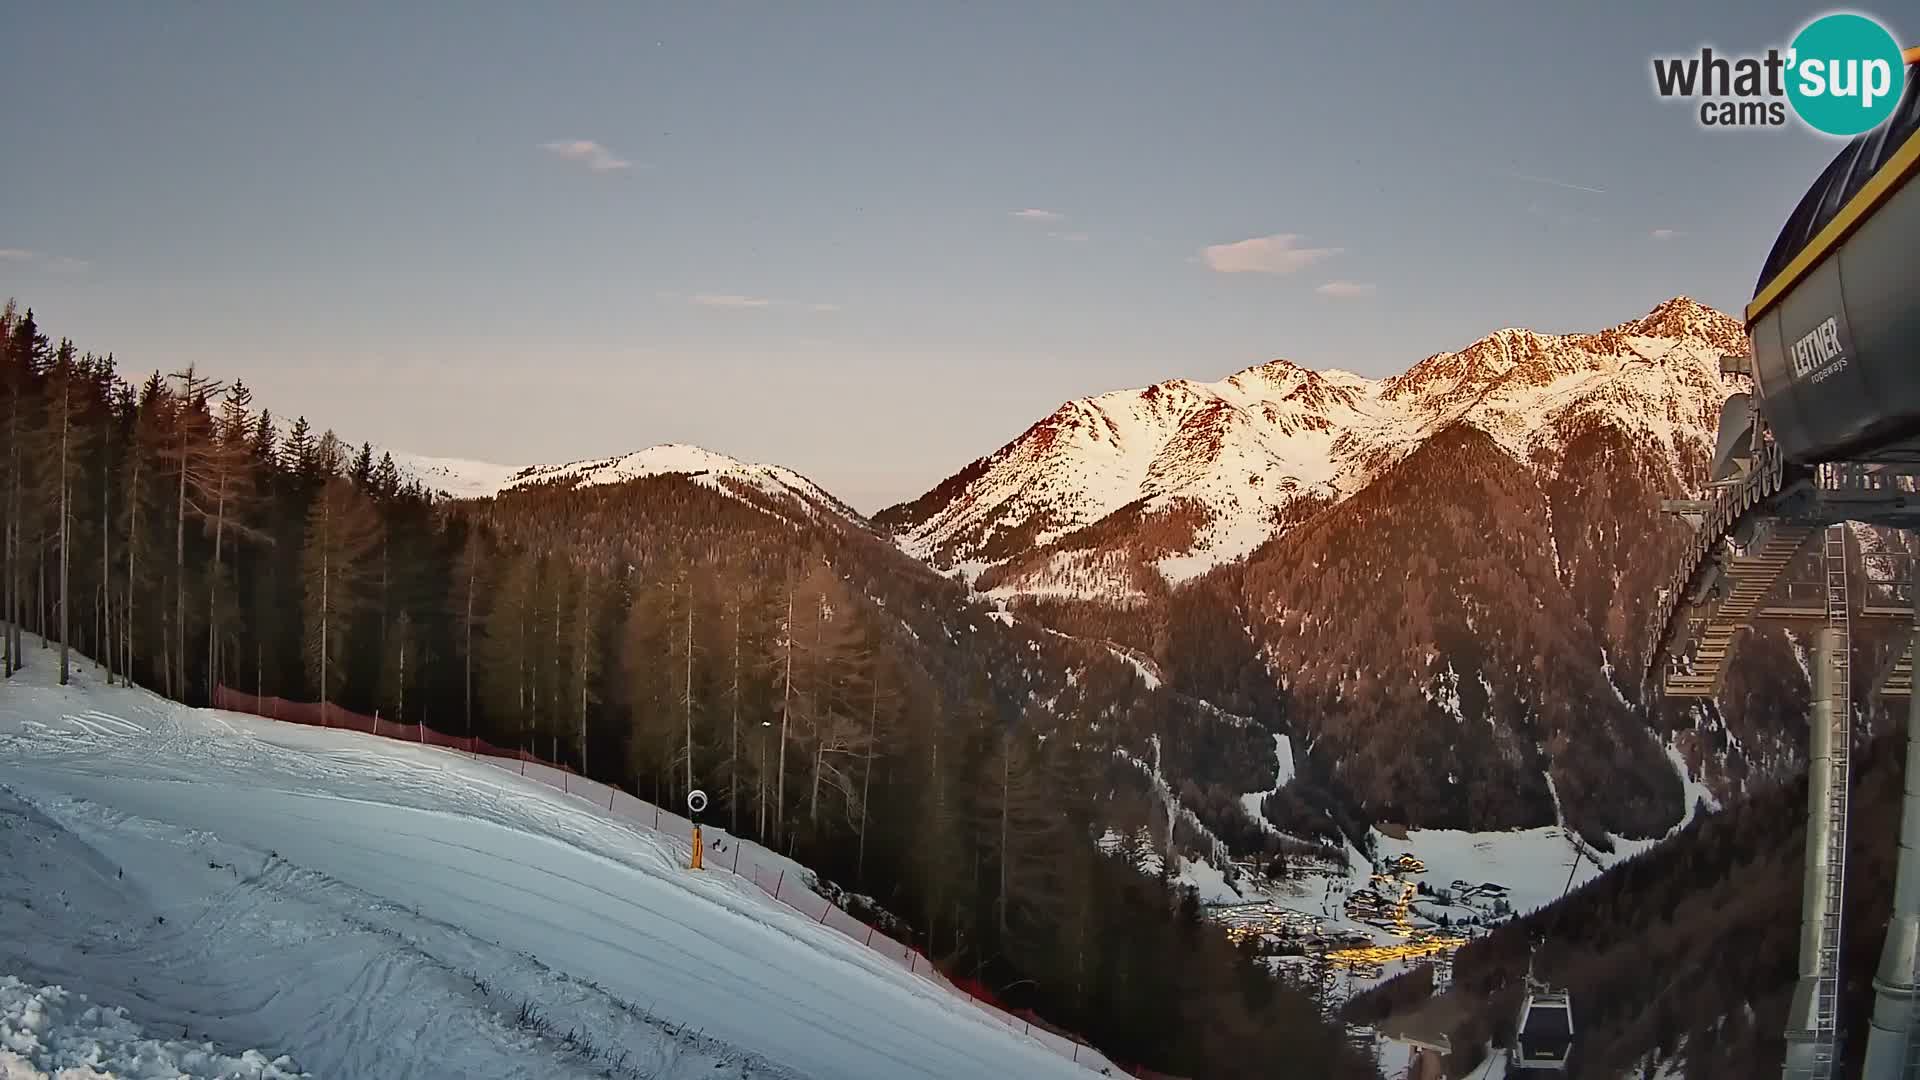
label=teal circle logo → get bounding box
[1786,13,1906,136]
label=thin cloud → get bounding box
[0,248,34,261]
[47,257,89,274]
[1495,168,1606,195]
[1201,234,1342,274]
[1010,208,1063,222]
[679,293,840,313]
[1047,231,1090,242]
[1651,228,1682,240]
[1315,280,1376,298]
[541,139,633,172]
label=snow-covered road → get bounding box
[0,660,1103,1080]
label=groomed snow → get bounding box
[0,658,1110,1080]
[1,976,305,1079]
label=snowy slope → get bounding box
[385,452,526,499]
[0,660,1108,1080]
[388,444,863,524]
[883,297,1745,600]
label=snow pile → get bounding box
[0,975,305,1079]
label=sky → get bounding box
[0,2,1900,511]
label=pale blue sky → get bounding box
[0,2,1899,509]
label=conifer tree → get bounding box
[302,435,384,711]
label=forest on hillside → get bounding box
[0,301,1380,1080]
[1343,722,1908,1079]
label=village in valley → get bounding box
[1204,844,1521,1002]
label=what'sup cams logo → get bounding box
[1652,11,1908,135]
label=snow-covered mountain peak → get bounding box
[1617,295,1747,354]
[885,298,1747,600]
[387,443,861,525]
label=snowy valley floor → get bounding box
[0,657,1103,1080]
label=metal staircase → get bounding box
[1665,522,1822,697]
[1880,642,1915,700]
[1812,522,1853,1080]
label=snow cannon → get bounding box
[688,788,708,871]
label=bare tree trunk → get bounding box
[207,469,226,696]
[578,570,591,777]
[99,428,110,678]
[730,596,741,835]
[684,581,695,798]
[464,553,475,741]
[174,422,188,700]
[776,578,794,845]
[125,457,140,688]
[4,514,12,677]
[858,679,877,883]
[57,377,70,684]
[318,498,330,714]
[999,733,1011,939]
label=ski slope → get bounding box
[0,657,1111,1080]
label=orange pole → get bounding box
[690,824,704,870]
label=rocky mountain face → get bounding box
[394,297,1844,847]
[884,297,1828,843]
[879,297,1748,605]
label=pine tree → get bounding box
[43,340,89,683]
[162,366,222,700]
[349,441,374,491]
[452,528,486,740]
[371,452,400,500]
[205,380,266,693]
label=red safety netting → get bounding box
[210,685,1154,1078]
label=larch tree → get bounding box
[161,366,221,701]
[797,563,869,831]
[42,340,89,683]
[774,568,796,845]
[377,609,414,723]
[205,380,266,695]
[569,563,599,776]
[301,435,384,713]
[452,526,487,740]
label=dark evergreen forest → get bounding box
[0,301,1379,1080]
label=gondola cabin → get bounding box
[1747,54,1920,465]
[1510,989,1574,1071]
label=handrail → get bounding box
[1651,437,1786,685]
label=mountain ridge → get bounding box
[879,296,1745,603]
